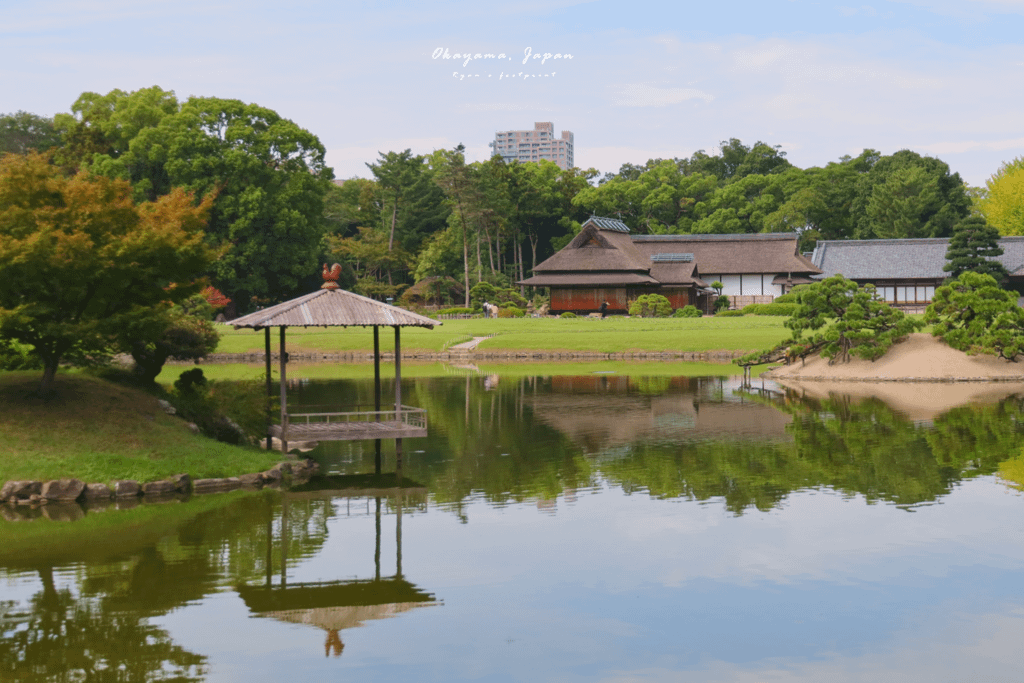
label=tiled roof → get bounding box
[810,237,1024,280]
[583,216,631,233]
[650,253,694,262]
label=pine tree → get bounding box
[944,215,1008,281]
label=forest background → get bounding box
[2,85,1023,317]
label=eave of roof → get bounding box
[230,288,440,329]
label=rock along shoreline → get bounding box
[0,458,321,522]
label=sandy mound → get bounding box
[764,333,1024,382]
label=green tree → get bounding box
[852,150,970,240]
[0,153,215,395]
[943,215,1008,281]
[126,294,221,383]
[924,271,1023,358]
[54,86,334,311]
[0,111,61,155]
[978,156,1024,236]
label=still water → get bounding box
[3,372,1024,682]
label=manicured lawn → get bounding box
[214,315,791,354]
[0,372,280,485]
[158,359,773,383]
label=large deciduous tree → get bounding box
[54,87,333,312]
[979,157,1024,236]
[0,153,215,395]
[0,111,61,155]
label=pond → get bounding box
[3,372,1024,682]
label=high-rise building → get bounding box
[489,122,574,170]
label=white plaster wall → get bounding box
[703,274,784,297]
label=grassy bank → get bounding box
[0,372,280,485]
[159,359,772,383]
[214,315,791,354]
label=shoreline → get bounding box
[176,349,750,364]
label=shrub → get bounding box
[713,294,731,313]
[673,305,702,318]
[169,369,266,445]
[560,311,577,319]
[628,294,673,318]
[437,307,474,316]
[741,303,798,316]
[925,271,1024,359]
[497,306,525,318]
[716,309,744,317]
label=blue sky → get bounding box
[3,0,1024,185]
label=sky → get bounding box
[3,0,1024,186]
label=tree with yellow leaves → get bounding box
[979,157,1024,236]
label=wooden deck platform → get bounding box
[270,405,427,442]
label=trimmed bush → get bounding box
[628,294,673,318]
[713,294,730,313]
[497,306,525,318]
[437,307,474,316]
[559,311,577,319]
[716,309,744,317]
[741,303,798,316]
[673,305,702,318]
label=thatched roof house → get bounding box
[519,217,820,313]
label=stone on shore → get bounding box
[142,480,177,496]
[115,480,141,498]
[41,479,86,502]
[84,483,114,500]
[1,481,42,500]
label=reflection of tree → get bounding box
[0,567,205,682]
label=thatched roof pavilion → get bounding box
[229,266,440,455]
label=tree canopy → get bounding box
[978,156,1024,237]
[54,86,334,312]
[0,152,216,394]
[943,215,1008,281]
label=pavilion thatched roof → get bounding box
[231,288,440,329]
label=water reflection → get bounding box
[2,374,1024,681]
[238,480,438,658]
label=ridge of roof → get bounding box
[631,233,797,242]
[583,215,631,233]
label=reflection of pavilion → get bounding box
[237,481,439,657]
[531,376,791,451]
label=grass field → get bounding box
[0,372,280,485]
[157,359,773,383]
[214,315,791,355]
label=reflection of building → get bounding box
[530,376,791,453]
[237,482,439,657]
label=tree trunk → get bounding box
[39,358,59,396]
[476,230,482,283]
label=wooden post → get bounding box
[396,492,403,579]
[265,327,272,451]
[394,326,402,472]
[281,494,288,588]
[374,325,382,475]
[374,496,382,581]
[373,326,381,416]
[279,326,288,456]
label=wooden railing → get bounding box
[285,405,427,430]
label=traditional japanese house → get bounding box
[810,237,1024,311]
[519,216,821,314]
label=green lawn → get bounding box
[215,315,791,354]
[157,359,773,383]
[0,372,281,485]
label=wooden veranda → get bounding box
[230,266,440,460]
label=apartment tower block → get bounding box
[489,122,574,170]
